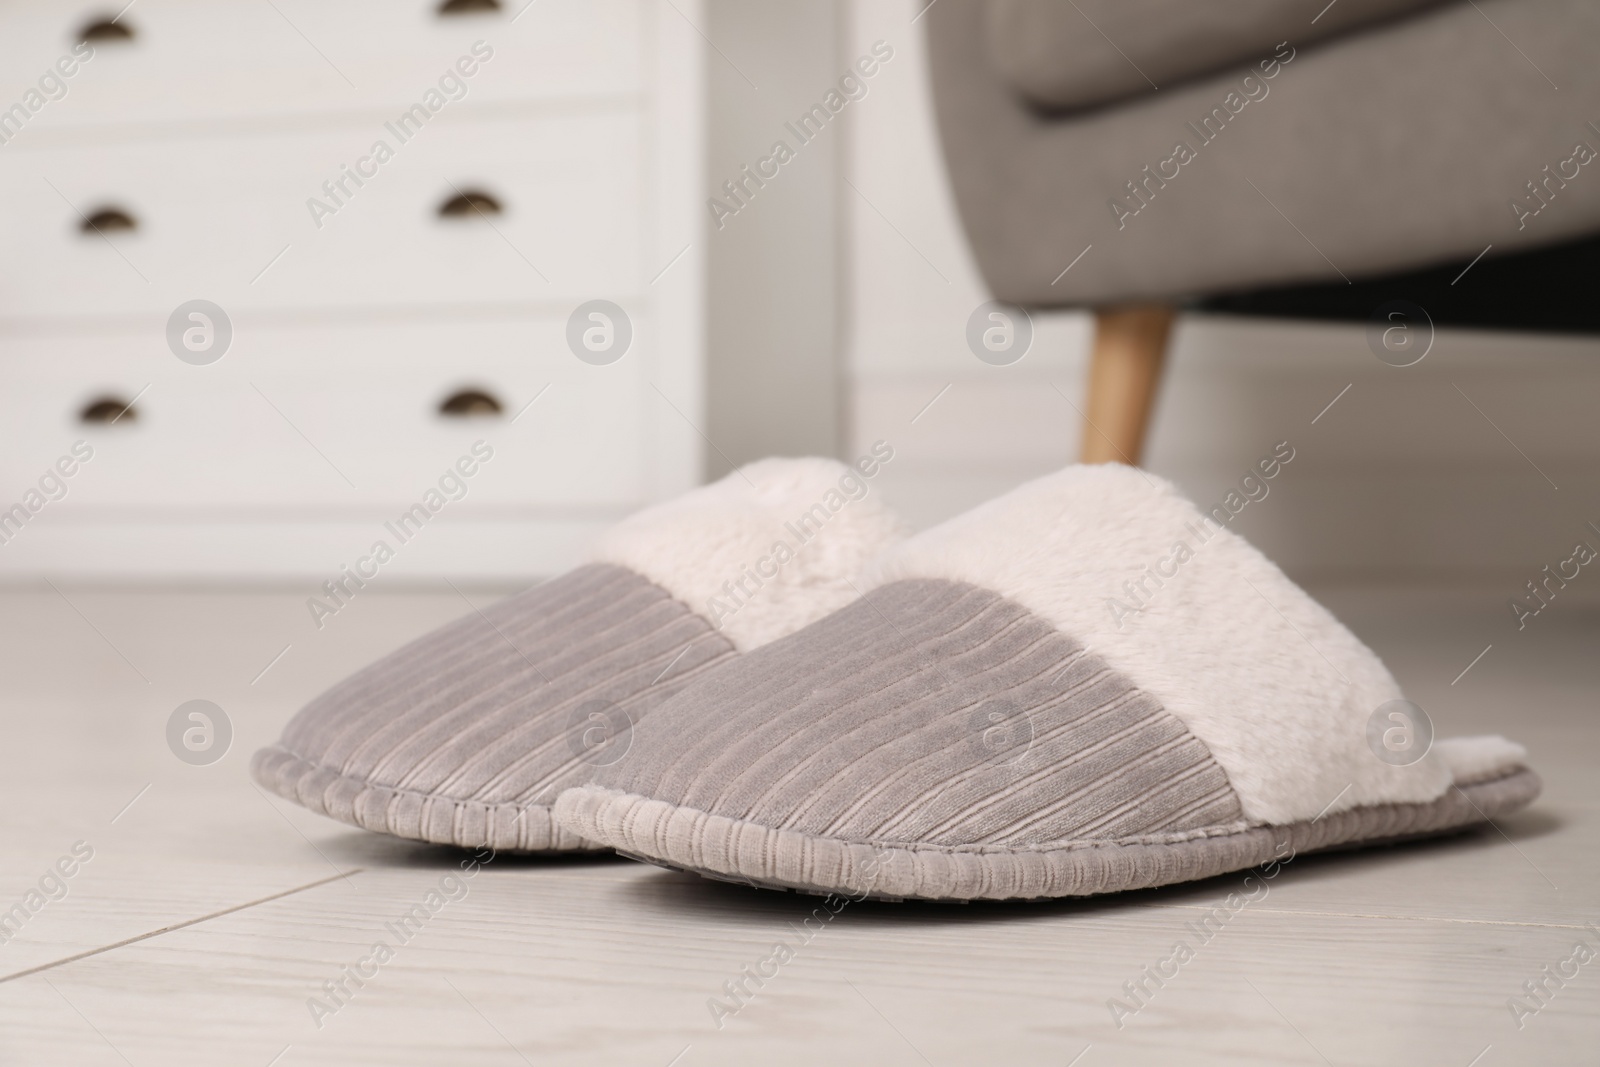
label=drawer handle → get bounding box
[438,189,501,218]
[81,207,137,234]
[79,18,135,43]
[80,396,138,424]
[437,0,501,15]
[438,388,502,417]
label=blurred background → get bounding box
[2,0,1597,589]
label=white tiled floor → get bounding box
[0,581,1594,1065]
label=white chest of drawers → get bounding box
[0,0,704,580]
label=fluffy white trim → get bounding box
[1434,736,1527,786]
[862,464,1456,826]
[593,457,908,652]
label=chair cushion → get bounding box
[986,0,1452,112]
[926,0,1600,305]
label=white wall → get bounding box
[703,0,844,477]
[839,0,1600,581]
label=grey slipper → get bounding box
[251,455,906,852]
[556,464,1540,900]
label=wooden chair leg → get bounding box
[1080,304,1175,466]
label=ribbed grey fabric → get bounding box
[591,579,1244,845]
[252,564,737,851]
[559,577,1542,901]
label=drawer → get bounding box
[0,0,643,135]
[0,112,645,318]
[0,314,696,514]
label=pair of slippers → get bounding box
[253,458,1539,902]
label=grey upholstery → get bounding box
[928,0,1600,305]
[987,0,1448,112]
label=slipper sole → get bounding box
[556,767,1541,901]
[254,743,601,852]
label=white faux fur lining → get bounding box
[592,456,908,652]
[1434,735,1528,787]
[862,463,1458,826]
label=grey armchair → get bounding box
[927,0,1600,463]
